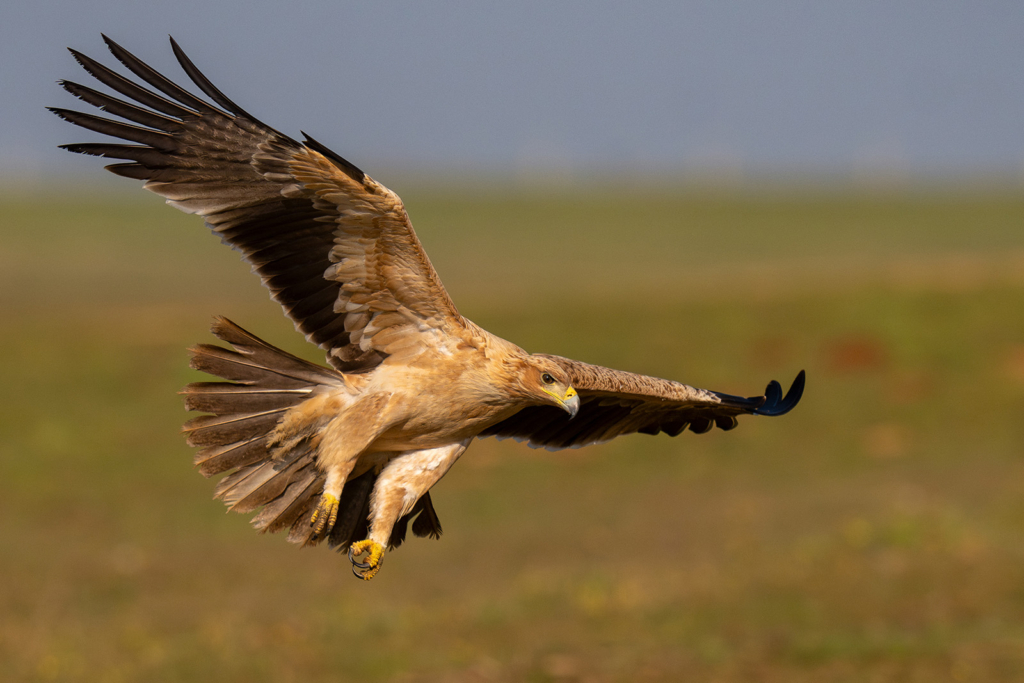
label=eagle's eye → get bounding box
[541,373,555,385]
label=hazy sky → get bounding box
[4,1,1023,182]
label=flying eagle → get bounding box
[53,36,804,580]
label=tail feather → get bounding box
[188,343,325,387]
[192,435,270,477]
[228,455,310,514]
[182,409,289,447]
[183,382,313,414]
[254,468,323,533]
[273,475,327,538]
[188,317,347,387]
[272,480,323,536]
[215,460,279,507]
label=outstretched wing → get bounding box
[480,357,805,450]
[51,36,462,372]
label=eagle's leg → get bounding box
[309,468,346,537]
[348,440,470,580]
[308,392,395,541]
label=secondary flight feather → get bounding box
[53,36,804,580]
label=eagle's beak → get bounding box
[561,388,580,419]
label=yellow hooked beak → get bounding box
[561,387,580,418]
[542,386,580,418]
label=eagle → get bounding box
[52,36,804,580]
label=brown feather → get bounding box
[182,383,312,414]
[182,410,288,448]
[253,471,318,532]
[229,457,311,514]
[193,435,270,477]
[214,461,278,505]
[259,470,323,534]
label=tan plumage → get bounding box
[54,36,804,579]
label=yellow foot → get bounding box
[309,492,340,538]
[348,539,385,580]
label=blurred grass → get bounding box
[2,184,1024,682]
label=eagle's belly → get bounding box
[370,402,522,451]
[357,360,525,452]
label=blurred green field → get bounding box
[2,184,1024,682]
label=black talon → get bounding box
[348,546,371,569]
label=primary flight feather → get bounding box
[53,36,804,580]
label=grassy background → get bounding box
[2,184,1024,682]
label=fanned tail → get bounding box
[180,317,443,552]
[182,317,342,544]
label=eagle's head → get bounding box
[520,356,580,418]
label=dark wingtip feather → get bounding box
[99,33,124,57]
[168,35,252,120]
[754,370,805,417]
[59,142,106,156]
[105,162,152,179]
[47,107,175,150]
